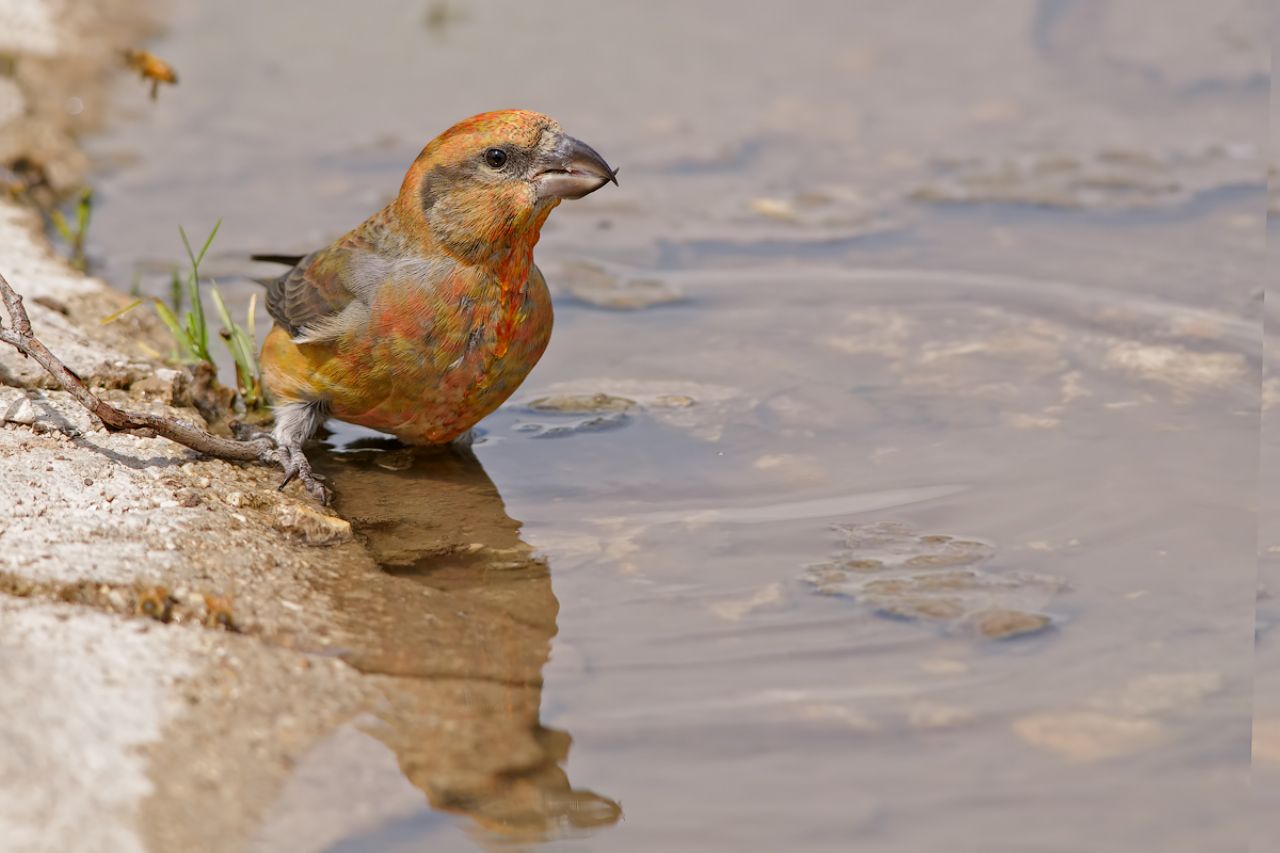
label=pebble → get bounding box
[273,503,353,546]
[2,397,37,426]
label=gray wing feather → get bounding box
[264,252,355,338]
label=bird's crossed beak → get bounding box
[534,134,619,200]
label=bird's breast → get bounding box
[319,270,554,444]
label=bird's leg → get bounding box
[271,400,330,503]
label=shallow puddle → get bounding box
[78,1,1263,850]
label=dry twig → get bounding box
[0,270,327,502]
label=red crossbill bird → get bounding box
[254,110,617,499]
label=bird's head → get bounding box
[397,109,617,264]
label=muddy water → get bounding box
[83,1,1264,850]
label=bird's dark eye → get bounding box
[484,148,508,169]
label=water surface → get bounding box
[82,1,1265,850]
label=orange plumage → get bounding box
[257,110,617,497]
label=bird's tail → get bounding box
[250,253,306,266]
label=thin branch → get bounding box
[0,270,279,468]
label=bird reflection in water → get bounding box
[294,436,620,846]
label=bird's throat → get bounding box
[490,243,538,360]
[395,192,556,360]
[482,204,554,360]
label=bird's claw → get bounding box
[275,445,330,505]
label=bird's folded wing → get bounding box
[265,251,361,339]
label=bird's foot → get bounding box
[275,444,330,504]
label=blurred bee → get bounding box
[202,593,238,631]
[134,585,175,623]
[123,48,178,101]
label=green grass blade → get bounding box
[210,285,264,401]
[234,329,259,377]
[241,293,261,373]
[211,286,249,374]
[100,299,143,325]
[169,271,183,313]
[174,222,226,365]
[184,309,205,360]
[209,284,235,333]
[75,189,92,235]
[179,219,222,271]
[187,276,206,357]
[178,226,205,356]
[152,299,194,357]
[196,218,221,268]
[49,210,72,243]
[178,225,196,271]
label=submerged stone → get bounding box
[526,393,638,414]
[803,521,1063,640]
[971,607,1053,640]
[558,260,685,310]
